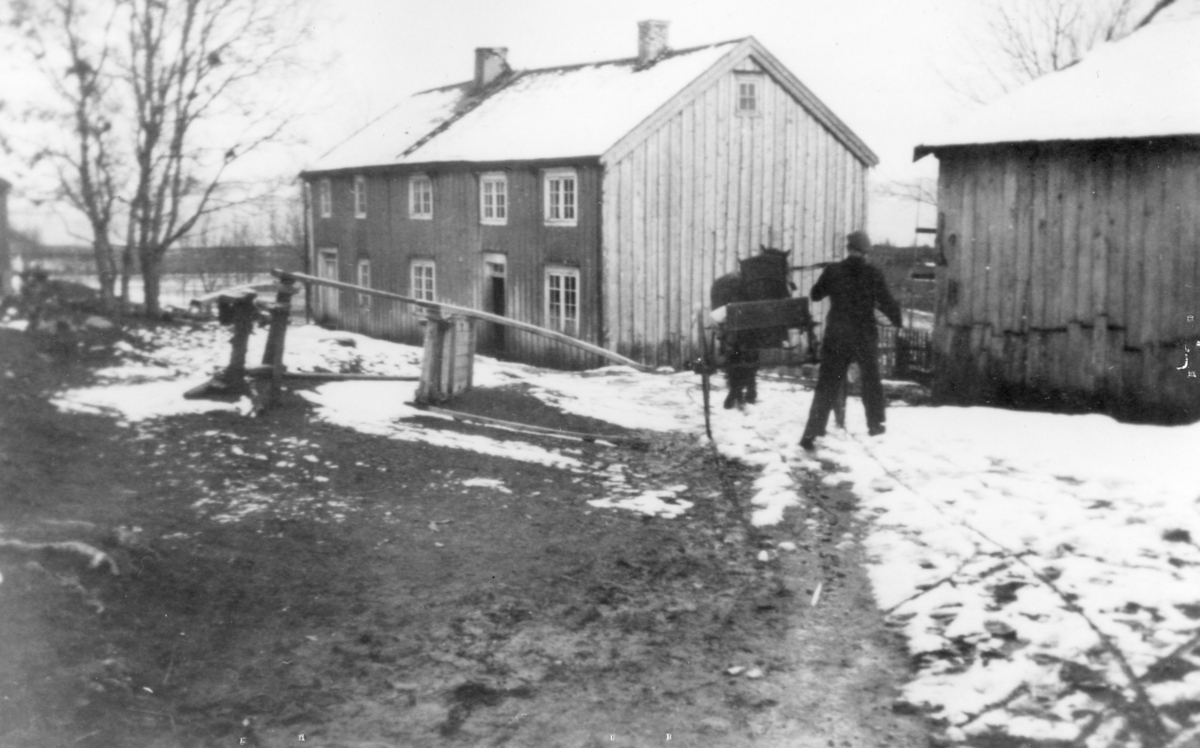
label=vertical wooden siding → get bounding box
[307,164,604,369]
[602,63,869,368]
[933,143,1200,422]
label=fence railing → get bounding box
[877,326,934,383]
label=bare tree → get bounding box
[8,0,314,315]
[9,0,124,305]
[875,177,937,210]
[947,0,1146,103]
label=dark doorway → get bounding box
[483,255,507,356]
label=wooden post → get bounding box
[184,291,257,401]
[416,311,449,405]
[260,278,298,409]
[416,312,476,406]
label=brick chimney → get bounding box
[637,20,669,66]
[474,47,510,91]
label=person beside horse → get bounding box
[800,231,902,450]
[710,247,793,409]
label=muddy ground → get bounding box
[0,322,930,747]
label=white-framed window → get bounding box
[317,248,339,316]
[411,260,436,302]
[318,179,332,218]
[480,172,508,225]
[409,175,433,219]
[736,76,760,114]
[353,176,367,218]
[356,259,372,309]
[543,168,577,226]
[545,266,580,336]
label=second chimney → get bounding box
[637,20,669,66]
[474,47,510,91]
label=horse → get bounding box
[709,247,793,409]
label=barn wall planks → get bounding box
[931,141,1200,422]
[602,62,870,368]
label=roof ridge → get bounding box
[413,37,747,96]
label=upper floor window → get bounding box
[353,176,367,218]
[480,173,508,225]
[410,175,433,219]
[357,259,372,309]
[318,179,332,218]
[546,266,580,336]
[736,76,760,114]
[411,260,436,302]
[543,169,577,226]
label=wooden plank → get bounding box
[715,74,731,282]
[699,85,716,320]
[1091,313,1110,391]
[650,126,666,366]
[677,106,692,366]
[782,102,797,255]
[1138,158,1167,347]
[1047,156,1068,330]
[1029,154,1051,329]
[1059,154,1082,328]
[1074,152,1095,324]
[997,153,1019,331]
[1123,154,1146,338]
[753,83,769,250]
[1104,151,1128,330]
[956,154,977,327]
[981,152,1002,329]
[1179,152,1200,341]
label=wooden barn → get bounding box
[301,21,876,369]
[915,0,1200,423]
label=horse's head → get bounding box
[758,244,790,259]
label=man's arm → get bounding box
[874,269,903,327]
[809,266,833,302]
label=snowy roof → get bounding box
[310,42,738,171]
[915,0,1200,157]
[308,37,876,172]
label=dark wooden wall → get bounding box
[308,163,605,369]
[933,141,1200,422]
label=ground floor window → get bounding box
[317,248,339,314]
[546,266,579,336]
[357,259,372,309]
[411,260,436,302]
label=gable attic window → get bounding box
[543,168,577,226]
[736,74,761,114]
[353,176,367,218]
[480,172,508,225]
[410,175,433,219]
[318,179,331,218]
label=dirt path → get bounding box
[0,325,929,747]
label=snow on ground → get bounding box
[41,320,1200,746]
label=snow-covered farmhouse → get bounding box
[915,0,1200,423]
[301,21,876,369]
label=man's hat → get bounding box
[847,231,871,253]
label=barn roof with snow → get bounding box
[915,0,1200,158]
[308,35,876,173]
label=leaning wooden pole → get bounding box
[273,269,652,372]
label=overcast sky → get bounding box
[299,0,990,245]
[3,0,1028,246]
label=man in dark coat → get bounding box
[800,231,902,450]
